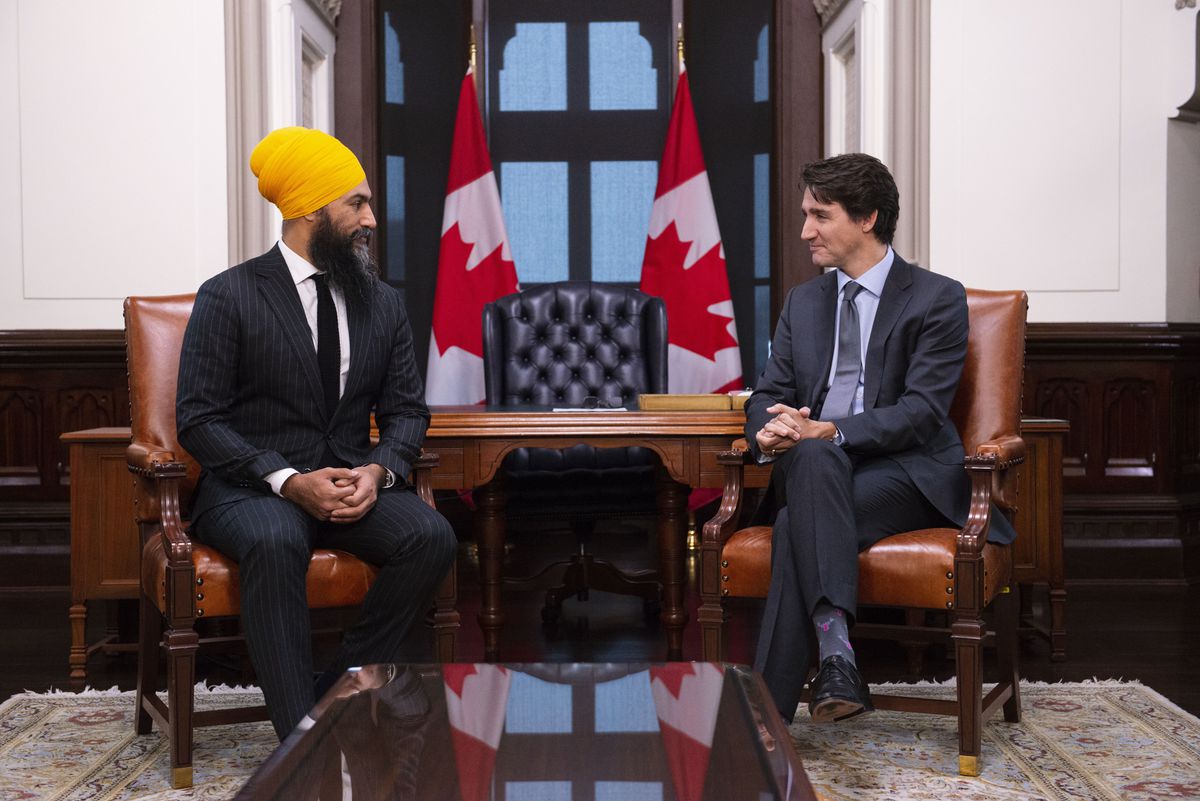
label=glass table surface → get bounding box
[234,662,817,801]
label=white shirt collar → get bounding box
[278,239,320,286]
[837,246,894,297]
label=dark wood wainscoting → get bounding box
[0,331,129,590]
[1024,323,1200,584]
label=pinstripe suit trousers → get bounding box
[193,487,456,739]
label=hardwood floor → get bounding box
[3,521,1198,717]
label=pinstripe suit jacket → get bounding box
[176,246,429,522]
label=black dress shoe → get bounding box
[808,655,874,723]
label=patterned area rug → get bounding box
[0,681,1197,800]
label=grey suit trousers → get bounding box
[753,438,952,722]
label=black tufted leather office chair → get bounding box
[482,282,668,621]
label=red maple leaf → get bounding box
[441,663,478,698]
[432,222,519,358]
[650,663,700,699]
[641,221,738,360]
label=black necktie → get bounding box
[822,281,864,420]
[313,273,341,416]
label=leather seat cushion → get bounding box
[721,525,1011,609]
[142,538,378,618]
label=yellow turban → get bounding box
[250,127,366,220]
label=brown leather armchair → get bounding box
[698,288,1027,776]
[124,294,458,788]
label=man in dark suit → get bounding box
[745,153,1015,724]
[176,127,456,739]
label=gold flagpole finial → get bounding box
[676,22,685,74]
[469,23,477,74]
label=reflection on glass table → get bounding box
[235,662,817,801]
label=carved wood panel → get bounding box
[0,388,42,488]
[0,331,129,507]
[1030,378,1088,478]
[1178,375,1200,485]
[1102,378,1156,481]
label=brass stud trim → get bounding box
[721,560,729,568]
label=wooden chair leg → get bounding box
[697,597,728,661]
[164,627,199,789]
[134,590,161,735]
[996,586,1022,723]
[952,613,985,777]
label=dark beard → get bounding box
[309,210,378,304]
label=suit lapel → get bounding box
[254,246,330,421]
[863,256,914,408]
[343,291,375,413]
[807,272,838,408]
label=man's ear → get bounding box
[860,210,878,234]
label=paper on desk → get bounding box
[551,407,628,412]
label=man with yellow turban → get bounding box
[175,127,456,740]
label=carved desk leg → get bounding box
[475,479,507,662]
[657,468,689,660]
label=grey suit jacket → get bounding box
[745,255,1015,544]
[176,246,429,522]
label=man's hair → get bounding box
[800,153,899,246]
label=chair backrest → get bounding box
[124,294,200,503]
[950,289,1028,507]
[482,282,668,407]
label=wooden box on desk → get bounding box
[638,393,750,411]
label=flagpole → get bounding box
[469,23,477,75]
[676,21,684,75]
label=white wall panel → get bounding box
[930,0,1195,323]
[0,0,227,329]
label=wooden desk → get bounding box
[424,406,749,661]
[62,416,1068,677]
[1010,417,1068,660]
[62,427,142,680]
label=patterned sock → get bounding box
[812,602,855,666]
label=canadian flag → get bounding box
[640,66,742,395]
[426,68,520,405]
[649,662,726,801]
[442,664,513,801]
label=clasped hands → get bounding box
[755,403,837,457]
[281,464,388,523]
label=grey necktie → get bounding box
[822,281,864,420]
